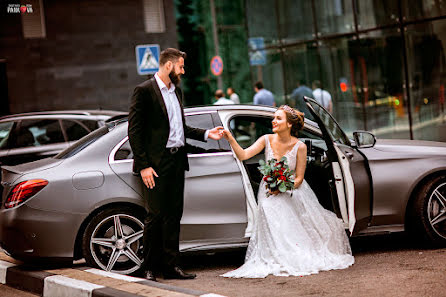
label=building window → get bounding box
[406,20,446,141]
[277,0,315,43]
[402,0,446,21]
[355,0,399,30]
[142,0,166,33]
[313,0,355,36]
[246,0,279,47]
[21,0,46,39]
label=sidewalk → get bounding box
[0,252,225,297]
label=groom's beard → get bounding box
[169,70,182,86]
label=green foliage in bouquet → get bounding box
[258,157,295,196]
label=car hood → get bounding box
[2,157,64,175]
[372,139,446,157]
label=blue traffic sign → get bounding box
[248,37,266,66]
[135,44,160,75]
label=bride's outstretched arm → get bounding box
[220,130,266,161]
[294,143,307,188]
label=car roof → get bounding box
[184,104,277,114]
[107,104,319,130]
[0,110,127,121]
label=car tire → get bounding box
[409,175,446,246]
[82,206,145,275]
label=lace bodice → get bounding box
[264,135,301,172]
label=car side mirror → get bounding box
[353,131,376,148]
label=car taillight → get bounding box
[4,179,48,209]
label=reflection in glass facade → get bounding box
[245,0,446,141]
[406,19,446,141]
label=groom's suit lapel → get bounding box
[151,78,169,121]
[150,77,186,131]
[174,87,187,123]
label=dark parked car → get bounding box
[0,101,445,275]
[0,110,126,166]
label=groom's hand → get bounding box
[141,167,158,189]
[208,126,225,140]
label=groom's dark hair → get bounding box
[160,48,187,66]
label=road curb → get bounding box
[0,259,227,297]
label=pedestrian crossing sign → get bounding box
[248,37,266,66]
[135,44,160,75]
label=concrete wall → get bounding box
[0,0,178,113]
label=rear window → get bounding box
[54,125,109,159]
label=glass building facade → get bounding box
[244,0,446,141]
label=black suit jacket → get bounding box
[128,77,206,174]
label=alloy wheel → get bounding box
[427,182,446,240]
[89,214,144,274]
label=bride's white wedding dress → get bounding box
[222,135,354,278]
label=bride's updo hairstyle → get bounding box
[278,105,305,137]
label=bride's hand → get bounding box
[218,129,233,141]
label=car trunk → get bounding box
[1,158,63,206]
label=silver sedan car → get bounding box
[0,99,445,275]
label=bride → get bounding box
[220,105,354,278]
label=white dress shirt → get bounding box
[155,73,185,148]
[154,73,209,148]
[214,97,234,105]
[312,88,332,109]
[230,93,240,104]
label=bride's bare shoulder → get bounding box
[291,136,300,144]
[297,141,307,152]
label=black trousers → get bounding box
[141,148,186,272]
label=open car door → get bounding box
[303,96,372,235]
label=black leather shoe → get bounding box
[163,266,196,279]
[144,270,157,281]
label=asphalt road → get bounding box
[0,285,38,297]
[160,233,446,297]
[1,233,445,297]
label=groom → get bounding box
[128,48,223,281]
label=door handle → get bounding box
[345,152,354,159]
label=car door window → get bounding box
[62,120,91,141]
[306,100,350,146]
[185,113,221,153]
[114,139,133,161]
[0,121,14,149]
[14,119,64,148]
[227,115,273,197]
[113,113,222,161]
[228,116,273,148]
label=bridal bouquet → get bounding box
[258,157,295,196]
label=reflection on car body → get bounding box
[0,103,445,275]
